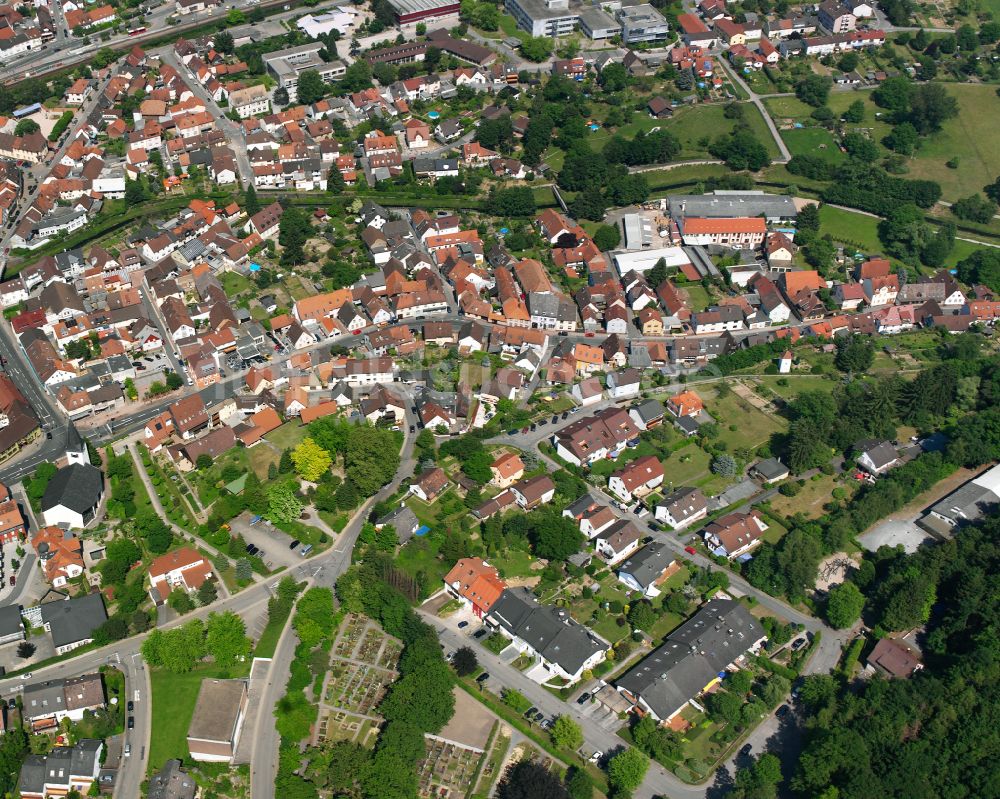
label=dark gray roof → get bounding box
[488,587,606,675]
[17,740,102,795]
[753,458,789,480]
[23,679,66,719]
[40,593,107,649]
[859,441,898,471]
[148,760,197,799]
[375,505,420,545]
[616,598,763,720]
[618,542,674,589]
[630,398,664,425]
[40,463,103,514]
[0,603,23,637]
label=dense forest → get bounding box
[731,514,1000,799]
[740,334,1000,614]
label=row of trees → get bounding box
[141,612,251,672]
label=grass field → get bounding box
[818,204,883,253]
[657,103,783,160]
[703,388,788,450]
[770,473,851,520]
[781,127,845,165]
[907,84,1000,202]
[756,375,838,401]
[148,663,247,773]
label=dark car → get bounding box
[776,704,791,719]
[551,415,558,424]
[740,743,752,756]
[533,711,544,722]
[288,539,301,550]
[127,700,134,712]
[476,672,490,683]
[561,412,569,419]
[409,425,415,433]
[127,716,135,729]
[473,628,487,639]
[577,692,591,705]
[457,621,469,629]
[530,423,537,431]
[524,706,538,718]
[507,429,519,436]
[791,637,807,651]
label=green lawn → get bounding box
[265,421,309,452]
[703,388,788,450]
[763,95,814,121]
[769,475,848,521]
[395,534,451,589]
[655,103,782,160]
[221,271,254,298]
[818,204,883,253]
[781,127,845,165]
[148,663,247,773]
[681,284,712,312]
[756,375,838,401]
[491,548,540,579]
[907,83,1000,202]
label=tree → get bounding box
[627,600,657,631]
[842,132,880,162]
[244,184,261,217]
[985,176,1000,206]
[206,611,252,667]
[907,83,958,134]
[825,581,865,628]
[520,36,553,62]
[795,74,832,107]
[198,580,218,606]
[527,507,583,560]
[124,177,146,205]
[168,589,195,614]
[14,118,39,136]
[711,454,738,476]
[884,121,919,155]
[709,127,771,171]
[496,760,568,799]
[550,715,584,750]
[291,437,332,482]
[452,646,478,676]
[273,86,289,107]
[269,483,303,524]
[327,164,345,194]
[17,641,35,658]
[278,204,312,266]
[874,76,913,113]
[707,689,744,723]
[295,69,327,105]
[565,766,594,799]
[952,193,995,224]
[593,224,621,251]
[834,335,875,374]
[843,99,865,123]
[607,748,649,793]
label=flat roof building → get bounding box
[668,191,798,223]
[505,0,578,37]
[187,679,248,763]
[388,0,461,27]
[262,43,346,100]
[617,3,669,43]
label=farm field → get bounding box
[781,126,846,164]
[907,84,1000,202]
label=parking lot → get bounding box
[230,513,306,569]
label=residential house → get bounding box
[654,487,708,530]
[609,455,665,503]
[617,542,678,596]
[443,558,506,618]
[703,510,768,559]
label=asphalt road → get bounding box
[248,397,418,797]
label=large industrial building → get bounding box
[388,0,462,29]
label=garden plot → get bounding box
[417,737,485,799]
[313,710,379,747]
[323,661,396,715]
[333,613,368,659]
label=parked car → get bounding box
[457,621,469,629]
[524,706,537,718]
[476,672,490,683]
[288,539,301,550]
[540,717,553,729]
[684,546,697,555]
[127,700,134,712]
[740,743,752,756]
[409,425,415,433]
[588,751,603,764]
[124,744,131,758]
[551,415,558,424]
[577,692,591,705]
[299,544,313,557]
[473,628,487,639]
[8,576,13,586]
[127,716,135,729]
[533,711,544,723]
[775,704,791,719]
[791,638,807,651]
